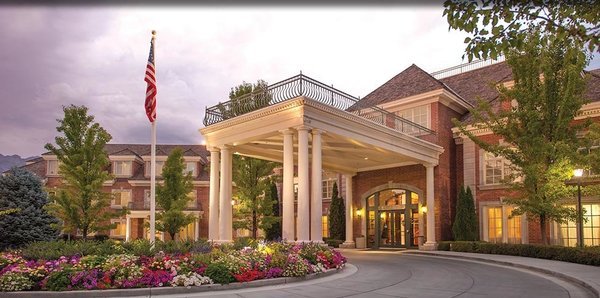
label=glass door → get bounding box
[379,210,406,247]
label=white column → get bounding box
[125,216,131,242]
[219,145,233,242]
[311,129,323,243]
[282,129,295,242]
[343,174,355,246]
[194,217,200,241]
[422,163,437,250]
[297,126,310,242]
[419,199,425,246]
[208,147,220,241]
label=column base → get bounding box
[420,241,438,251]
[339,241,356,249]
[211,240,233,245]
[295,239,312,244]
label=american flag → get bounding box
[144,34,157,122]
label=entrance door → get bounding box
[366,188,419,249]
[379,210,412,247]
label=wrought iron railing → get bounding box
[127,201,198,210]
[203,73,435,136]
[431,56,506,79]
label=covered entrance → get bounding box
[366,189,420,248]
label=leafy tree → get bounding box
[155,148,196,240]
[45,105,125,240]
[263,183,282,241]
[232,155,278,239]
[328,182,345,241]
[444,0,599,61]
[217,80,270,119]
[0,168,59,249]
[452,186,479,241]
[453,31,589,244]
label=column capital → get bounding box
[311,128,324,135]
[219,144,232,151]
[296,125,311,131]
[423,162,438,169]
[280,128,295,135]
[208,146,220,153]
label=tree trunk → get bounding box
[252,209,258,239]
[82,227,88,241]
[540,215,548,245]
[169,232,176,241]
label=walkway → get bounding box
[147,249,595,298]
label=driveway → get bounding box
[151,249,595,298]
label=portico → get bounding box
[200,74,443,248]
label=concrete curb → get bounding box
[403,251,599,298]
[2,266,348,298]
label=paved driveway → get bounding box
[153,250,594,298]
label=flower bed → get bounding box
[0,241,346,292]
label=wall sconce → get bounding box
[355,208,362,221]
[231,199,236,206]
[420,205,427,213]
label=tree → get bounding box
[328,182,345,241]
[217,80,270,120]
[263,182,282,241]
[453,31,589,244]
[45,105,125,240]
[155,148,196,240]
[444,0,599,61]
[232,155,278,239]
[452,186,479,241]
[0,168,59,250]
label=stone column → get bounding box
[194,217,200,241]
[343,174,355,247]
[296,126,310,242]
[422,163,437,250]
[311,129,323,243]
[281,129,295,241]
[208,147,220,241]
[125,216,131,242]
[219,145,233,242]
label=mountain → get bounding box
[0,154,37,173]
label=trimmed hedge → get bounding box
[437,241,600,266]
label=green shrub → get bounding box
[233,237,258,250]
[450,241,478,252]
[437,241,451,251]
[22,240,122,260]
[45,268,74,291]
[121,239,155,256]
[325,239,344,248]
[204,263,235,284]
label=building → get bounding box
[201,59,600,249]
[14,59,600,248]
[19,144,209,241]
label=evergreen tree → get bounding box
[0,168,59,250]
[328,182,345,240]
[45,105,125,240]
[232,155,278,239]
[263,183,282,241]
[452,186,478,241]
[155,148,196,240]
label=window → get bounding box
[114,161,132,177]
[186,190,198,209]
[112,189,131,208]
[185,162,197,176]
[482,152,512,185]
[322,216,329,238]
[145,161,164,177]
[47,160,59,176]
[322,179,335,199]
[396,105,430,133]
[177,221,196,241]
[484,205,523,244]
[110,219,126,237]
[143,190,151,209]
[557,203,600,246]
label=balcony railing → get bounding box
[128,201,199,210]
[430,56,506,79]
[203,73,434,136]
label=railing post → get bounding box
[331,84,334,106]
[299,71,303,95]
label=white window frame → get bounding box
[110,219,127,237]
[186,190,198,209]
[47,159,60,176]
[481,150,514,185]
[481,202,527,244]
[184,161,197,177]
[322,179,336,200]
[145,161,164,177]
[396,104,430,133]
[111,189,132,208]
[113,161,133,177]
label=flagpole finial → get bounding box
[152,30,156,36]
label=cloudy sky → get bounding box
[1,5,599,157]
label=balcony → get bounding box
[128,200,199,211]
[203,73,434,136]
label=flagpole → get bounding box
[149,30,157,244]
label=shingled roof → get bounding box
[41,144,208,163]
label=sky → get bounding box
[1,5,599,157]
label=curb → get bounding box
[403,251,599,298]
[2,266,348,298]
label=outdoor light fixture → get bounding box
[573,168,584,248]
[420,206,427,213]
[356,209,362,217]
[231,199,236,206]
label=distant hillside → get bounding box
[0,154,38,173]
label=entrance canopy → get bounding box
[201,74,443,173]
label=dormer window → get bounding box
[114,161,132,177]
[396,104,430,133]
[145,161,164,177]
[47,160,60,176]
[185,162,197,177]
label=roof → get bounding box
[357,64,447,107]
[43,144,207,162]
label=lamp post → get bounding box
[573,169,584,248]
